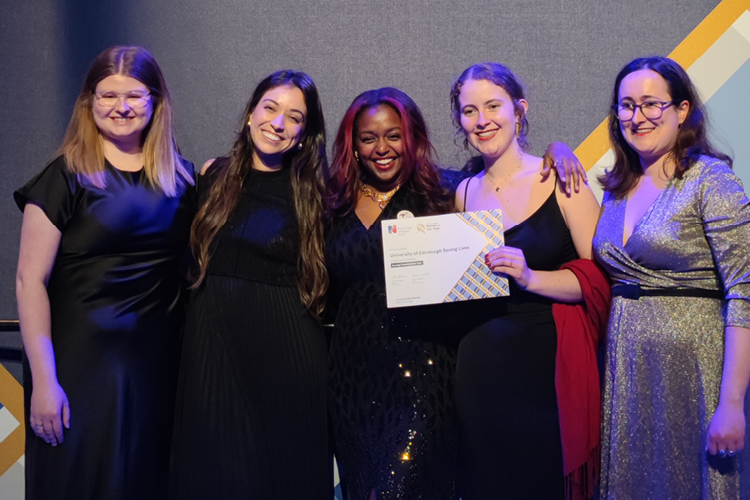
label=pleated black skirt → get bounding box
[170,276,331,499]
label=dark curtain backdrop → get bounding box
[0,0,721,319]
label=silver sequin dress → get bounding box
[593,157,750,500]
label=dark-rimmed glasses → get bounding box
[613,100,677,122]
[93,91,152,109]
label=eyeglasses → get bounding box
[93,91,152,109]
[613,100,677,122]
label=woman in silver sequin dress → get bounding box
[593,56,750,499]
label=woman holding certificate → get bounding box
[452,62,605,500]
[325,86,590,499]
[325,87,459,500]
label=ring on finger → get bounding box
[719,449,727,458]
[728,450,736,457]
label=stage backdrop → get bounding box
[2,0,750,497]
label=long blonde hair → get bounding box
[59,45,192,196]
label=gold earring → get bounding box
[247,118,252,127]
[354,151,359,161]
[515,122,521,139]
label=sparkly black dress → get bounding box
[14,156,195,500]
[327,189,458,500]
[455,185,578,500]
[170,159,331,500]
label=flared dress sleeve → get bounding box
[699,158,750,328]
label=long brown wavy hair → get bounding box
[59,45,193,196]
[601,56,732,199]
[326,87,452,217]
[190,70,328,316]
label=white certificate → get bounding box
[382,210,510,308]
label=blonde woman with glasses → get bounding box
[14,46,194,500]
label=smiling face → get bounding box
[458,79,527,161]
[249,84,307,170]
[92,74,153,149]
[618,69,689,167]
[355,104,404,190]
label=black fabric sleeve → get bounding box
[14,156,78,231]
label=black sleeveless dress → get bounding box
[14,156,195,500]
[455,184,578,500]
[326,188,458,500]
[170,160,331,500]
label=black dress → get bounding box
[455,185,578,500]
[326,189,458,500]
[170,160,331,500]
[14,156,195,500]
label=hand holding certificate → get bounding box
[382,210,510,308]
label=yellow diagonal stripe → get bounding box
[575,0,750,171]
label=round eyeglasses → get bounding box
[613,100,677,122]
[93,91,152,109]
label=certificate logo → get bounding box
[388,225,397,234]
[417,224,425,233]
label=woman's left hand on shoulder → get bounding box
[485,246,534,290]
[706,401,746,457]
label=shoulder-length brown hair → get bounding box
[601,56,732,199]
[326,87,452,217]
[190,70,328,316]
[59,45,192,196]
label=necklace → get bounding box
[484,158,524,193]
[361,184,399,209]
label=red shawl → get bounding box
[552,259,611,500]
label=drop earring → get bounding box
[354,151,360,161]
[515,121,521,139]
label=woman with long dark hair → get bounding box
[15,45,195,500]
[170,70,331,500]
[595,56,750,499]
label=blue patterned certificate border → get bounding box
[444,210,509,302]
